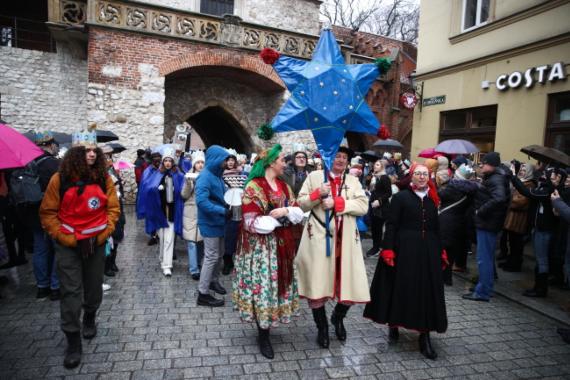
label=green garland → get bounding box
[257,123,275,141]
[246,144,282,185]
[374,57,392,74]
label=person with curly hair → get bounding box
[39,127,120,369]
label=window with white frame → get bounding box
[462,0,490,32]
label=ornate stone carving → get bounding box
[284,36,299,55]
[200,21,219,41]
[61,0,86,24]
[98,2,121,25]
[221,14,242,46]
[264,33,280,50]
[243,28,261,48]
[152,13,172,33]
[127,8,146,29]
[302,40,316,57]
[176,17,196,37]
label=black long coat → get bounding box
[363,189,448,333]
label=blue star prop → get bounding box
[267,28,384,169]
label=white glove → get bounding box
[185,172,198,180]
[158,185,164,191]
[371,200,380,208]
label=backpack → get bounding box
[9,156,51,206]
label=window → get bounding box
[200,0,234,17]
[440,105,497,153]
[462,0,490,32]
[545,91,570,154]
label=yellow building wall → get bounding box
[411,42,570,161]
[416,0,570,74]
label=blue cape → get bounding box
[141,168,185,236]
[136,165,158,220]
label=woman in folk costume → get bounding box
[141,147,185,277]
[232,144,304,359]
[181,150,205,281]
[39,126,120,369]
[364,163,448,361]
[296,146,370,349]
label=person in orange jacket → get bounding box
[39,126,120,369]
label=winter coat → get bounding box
[181,176,202,242]
[552,197,570,270]
[438,179,478,248]
[503,180,535,234]
[295,170,370,303]
[369,174,392,219]
[474,168,510,232]
[39,173,120,248]
[280,164,311,197]
[195,145,230,237]
[511,176,559,232]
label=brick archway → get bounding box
[159,51,285,91]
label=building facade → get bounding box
[412,0,570,160]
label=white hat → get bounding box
[383,152,393,159]
[226,148,238,158]
[292,143,307,155]
[191,150,205,164]
[162,147,177,164]
[237,153,247,163]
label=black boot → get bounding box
[104,256,115,277]
[330,303,350,341]
[311,307,329,348]
[63,331,82,368]
[222,256,234,275]
[388,327,399,343]
[257,325,274,359]
[82,311,97,339]
[523,272,548,297]
[419,332,437,360]
[110,250,119,272]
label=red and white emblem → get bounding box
[400,92,418,110]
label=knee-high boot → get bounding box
[311,307,329,348]
[331,303,350,341]
[256,323,274,359]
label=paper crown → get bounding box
[72,123,97,148]
[236,153,247,163]
[34,130,54,145]
[162,147,177,163]
[226,148,238,158]
[191,150,205,164]
[292,143,307,154]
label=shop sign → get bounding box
[492,62,566,91]
[422,95,446,107]
[400,92,418,109]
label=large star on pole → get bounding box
[261,28,388,169]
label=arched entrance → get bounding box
[187,106,252,153]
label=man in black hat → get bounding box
[463,152,509,302]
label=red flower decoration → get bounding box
[260,48,280,65]
[377,125,391,140]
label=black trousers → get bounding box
[370,216,385,251]
[55,242,105,333]
[505,231,525,266]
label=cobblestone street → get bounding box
[1,208,569,380]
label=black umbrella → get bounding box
[361,150,381,161]
[96,130,119,142]
[23,130,72,144]
[372,138,404,150]
[107,142,126,154]
[520,145,570,167]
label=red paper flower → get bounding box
[377,125,391,140]
[260,48,280,65]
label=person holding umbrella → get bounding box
[39,127,120,368]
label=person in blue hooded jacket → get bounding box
[141,148,185,276]
[137,152,162,246]
[195,145,230,307]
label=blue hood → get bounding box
[205,145,230,177]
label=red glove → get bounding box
[380,249,395,267]
[441,249,449,270]
[333,196,345,213]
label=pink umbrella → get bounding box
[0,123,44,170]
[113,160,134,171]
[418,147,440,159]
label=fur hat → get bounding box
[226,148,238,159]
[162,147,177,164]
[191,150,205,164]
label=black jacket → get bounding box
[369,174,392,219]
[474,168,510,232]
[438,179,478,247]
[511,176,559,232]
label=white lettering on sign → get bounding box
[491,62,567,91]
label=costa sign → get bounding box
[494,62,566,91]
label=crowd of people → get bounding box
[1,129,569,368]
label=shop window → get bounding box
[201,0,234,16]
[545,91,570,154]
[440,105,497,153]
[462,0,490,32]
